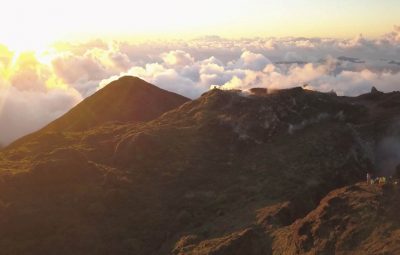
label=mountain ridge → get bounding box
[0,77,399,254]
[6,76,190,150]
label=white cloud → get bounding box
[52,53,108,84]
[1,26,400,144]
[161,50,195,67]
[232,51,271,71]
[0,85,81,145]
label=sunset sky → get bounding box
[0,1,399,145]
[1,0,399,50]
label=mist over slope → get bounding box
[0,76,399,254]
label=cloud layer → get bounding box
[1,27,400,145]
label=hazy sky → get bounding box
[1,0,399,50]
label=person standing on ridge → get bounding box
[367,172,371,185]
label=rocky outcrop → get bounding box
[272,183,400,254]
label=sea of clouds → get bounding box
[0,26,399,145]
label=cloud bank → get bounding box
[1,27,400,145]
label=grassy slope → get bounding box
[0,87,399,254]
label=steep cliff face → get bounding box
[0,78,399,255]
